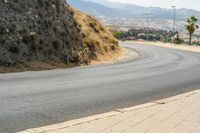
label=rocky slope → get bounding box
[0,0,89,69]
[0,0,121,73]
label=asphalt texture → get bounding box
[1,43,200,133]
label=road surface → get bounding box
[1,43,200,133]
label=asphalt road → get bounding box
[1,43,200,133]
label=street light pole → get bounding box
[172,6,176,36]
[145,14,150,41]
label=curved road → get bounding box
[1,43,200,133]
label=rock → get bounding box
[0,0,89,66]
[29,32,36,36]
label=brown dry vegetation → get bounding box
[70,8,124,64]
[0,62,76,73]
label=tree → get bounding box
[185,16,199,45]
[112,31,123,39]
[173,33,182,44]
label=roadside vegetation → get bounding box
[112,28,174,43]
[70,7,123,63]
[185,16,199,45]
[112,16,199,46]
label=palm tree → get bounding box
[185,16,199,45]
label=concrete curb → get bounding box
[18,89,200,133]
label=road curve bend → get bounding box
[1,42,200,133]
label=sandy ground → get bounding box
[0,62,77,73]
[126,41,200,53]
[90,47,138,65]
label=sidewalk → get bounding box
[19,89,200,133]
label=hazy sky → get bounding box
[108,0,200,11]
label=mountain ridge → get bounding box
[68,0,200,20]
[68,0,200,31]
[87,0,200,12]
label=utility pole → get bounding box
[172,6,176,36]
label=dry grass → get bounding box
[90,48,127,65]
[71,8,124,63]
[0,61,76,73]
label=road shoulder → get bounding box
[89,47,140,65]
[124,41,200,53]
